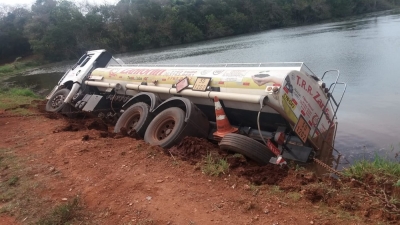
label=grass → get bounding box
[343,154,400,182]
[269,185,283,194]
[287,192,302,202]
[395,180,400,187]
[0,86,40,111]
[0,148,84,224]
[201,153,229,176]
[0,57,45,78]
[36,197,82,225]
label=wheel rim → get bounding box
[154,116,176,141]
[50,94,66,109]
[127,112,141,134]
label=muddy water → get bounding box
[5,10,400,168]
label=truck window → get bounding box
[77,53,87,65]
[80,56,92,67]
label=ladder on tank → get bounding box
[311,70,347,145]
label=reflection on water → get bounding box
[5,10,400,170]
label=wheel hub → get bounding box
[51,95,65,109]
[156,119,175,140]
[128,114,140,133]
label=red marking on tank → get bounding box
[243,82,250,86]
[292,99,298,105]
[218,81,224,84]
[301,110,305,116]
[283,86,289,93]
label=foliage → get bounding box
[36,197,82,225]
[343,154,400,182]
[201,153,229,176]
[0,59,43,77]
[0,87,39,110]
[0,0,399,62]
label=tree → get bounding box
[0,7,31,62]
[25,0,87,61]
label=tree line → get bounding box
[1,0,399,63]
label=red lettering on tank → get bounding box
[313,92,324,109]
[296,75,301,85]
[307,85,312,95]
[301,80,306,89]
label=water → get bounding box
[5,10,400,167]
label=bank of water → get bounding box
[5,10,400,169]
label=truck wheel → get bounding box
[46,88,70,112]
[114,102,153,137]
[144,107,185,148]
[219,133,275,166]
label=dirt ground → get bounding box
[0,103,399,225]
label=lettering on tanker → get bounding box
[110,68,166,76]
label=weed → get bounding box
[249,184,260,196]
[395,180,400,187]
[0,64,14,74]
[0,87,39,111]
[36,197,82,225]
[270,185,283,194]
[335,209,363,222]
[232,153,244,158]
[201,153,229,176]
[7,176,19,186]
[8,88,37,97]
[287,192,301,202]
[0,58,45,77]
[343,154,400,182]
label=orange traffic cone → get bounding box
[213,96,238,140]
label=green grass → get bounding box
[36,197,82,225]
[343,155,400,181]
[201,153,229,177]
[395,180,400,187]
[0,64,14,74]
[0,60,44,77]
[0,87,40,110]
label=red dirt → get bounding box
[0,103,399,224]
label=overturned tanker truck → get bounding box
[46,49,346,166]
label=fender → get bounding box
[121,92,161,112]
[152,97,210,139]
[152,97,194,122]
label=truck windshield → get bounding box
[80,56,92,67]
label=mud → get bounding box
[1,104,399,224]
[238,164,289,185]
[168,137,221,164]
[86,118,108,131]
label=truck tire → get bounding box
[219,133,275,165]
[46,88,70,112]
[144,107,185,148]
[114,102,153,137]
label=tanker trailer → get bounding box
[46,49,346,166]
